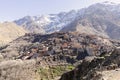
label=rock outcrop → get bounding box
[60,49,120,80]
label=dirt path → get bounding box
[102,68,120,80]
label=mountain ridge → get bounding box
[14,2,120,40]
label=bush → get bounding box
[37,65,75,80]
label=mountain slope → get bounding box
[61,2,120,40]
[0,22,27,46]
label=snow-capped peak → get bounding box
[14,1,120,34]
[102,1,118,5]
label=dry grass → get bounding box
[0,59,39,80]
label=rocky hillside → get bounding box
[60,48,120,80]
[0,22,27,46]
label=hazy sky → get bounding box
[0,0,120,22]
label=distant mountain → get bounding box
[0,22,27,46]
[14,10,77,34]
[14,1,120,40]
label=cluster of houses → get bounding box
[17,32,114,60]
